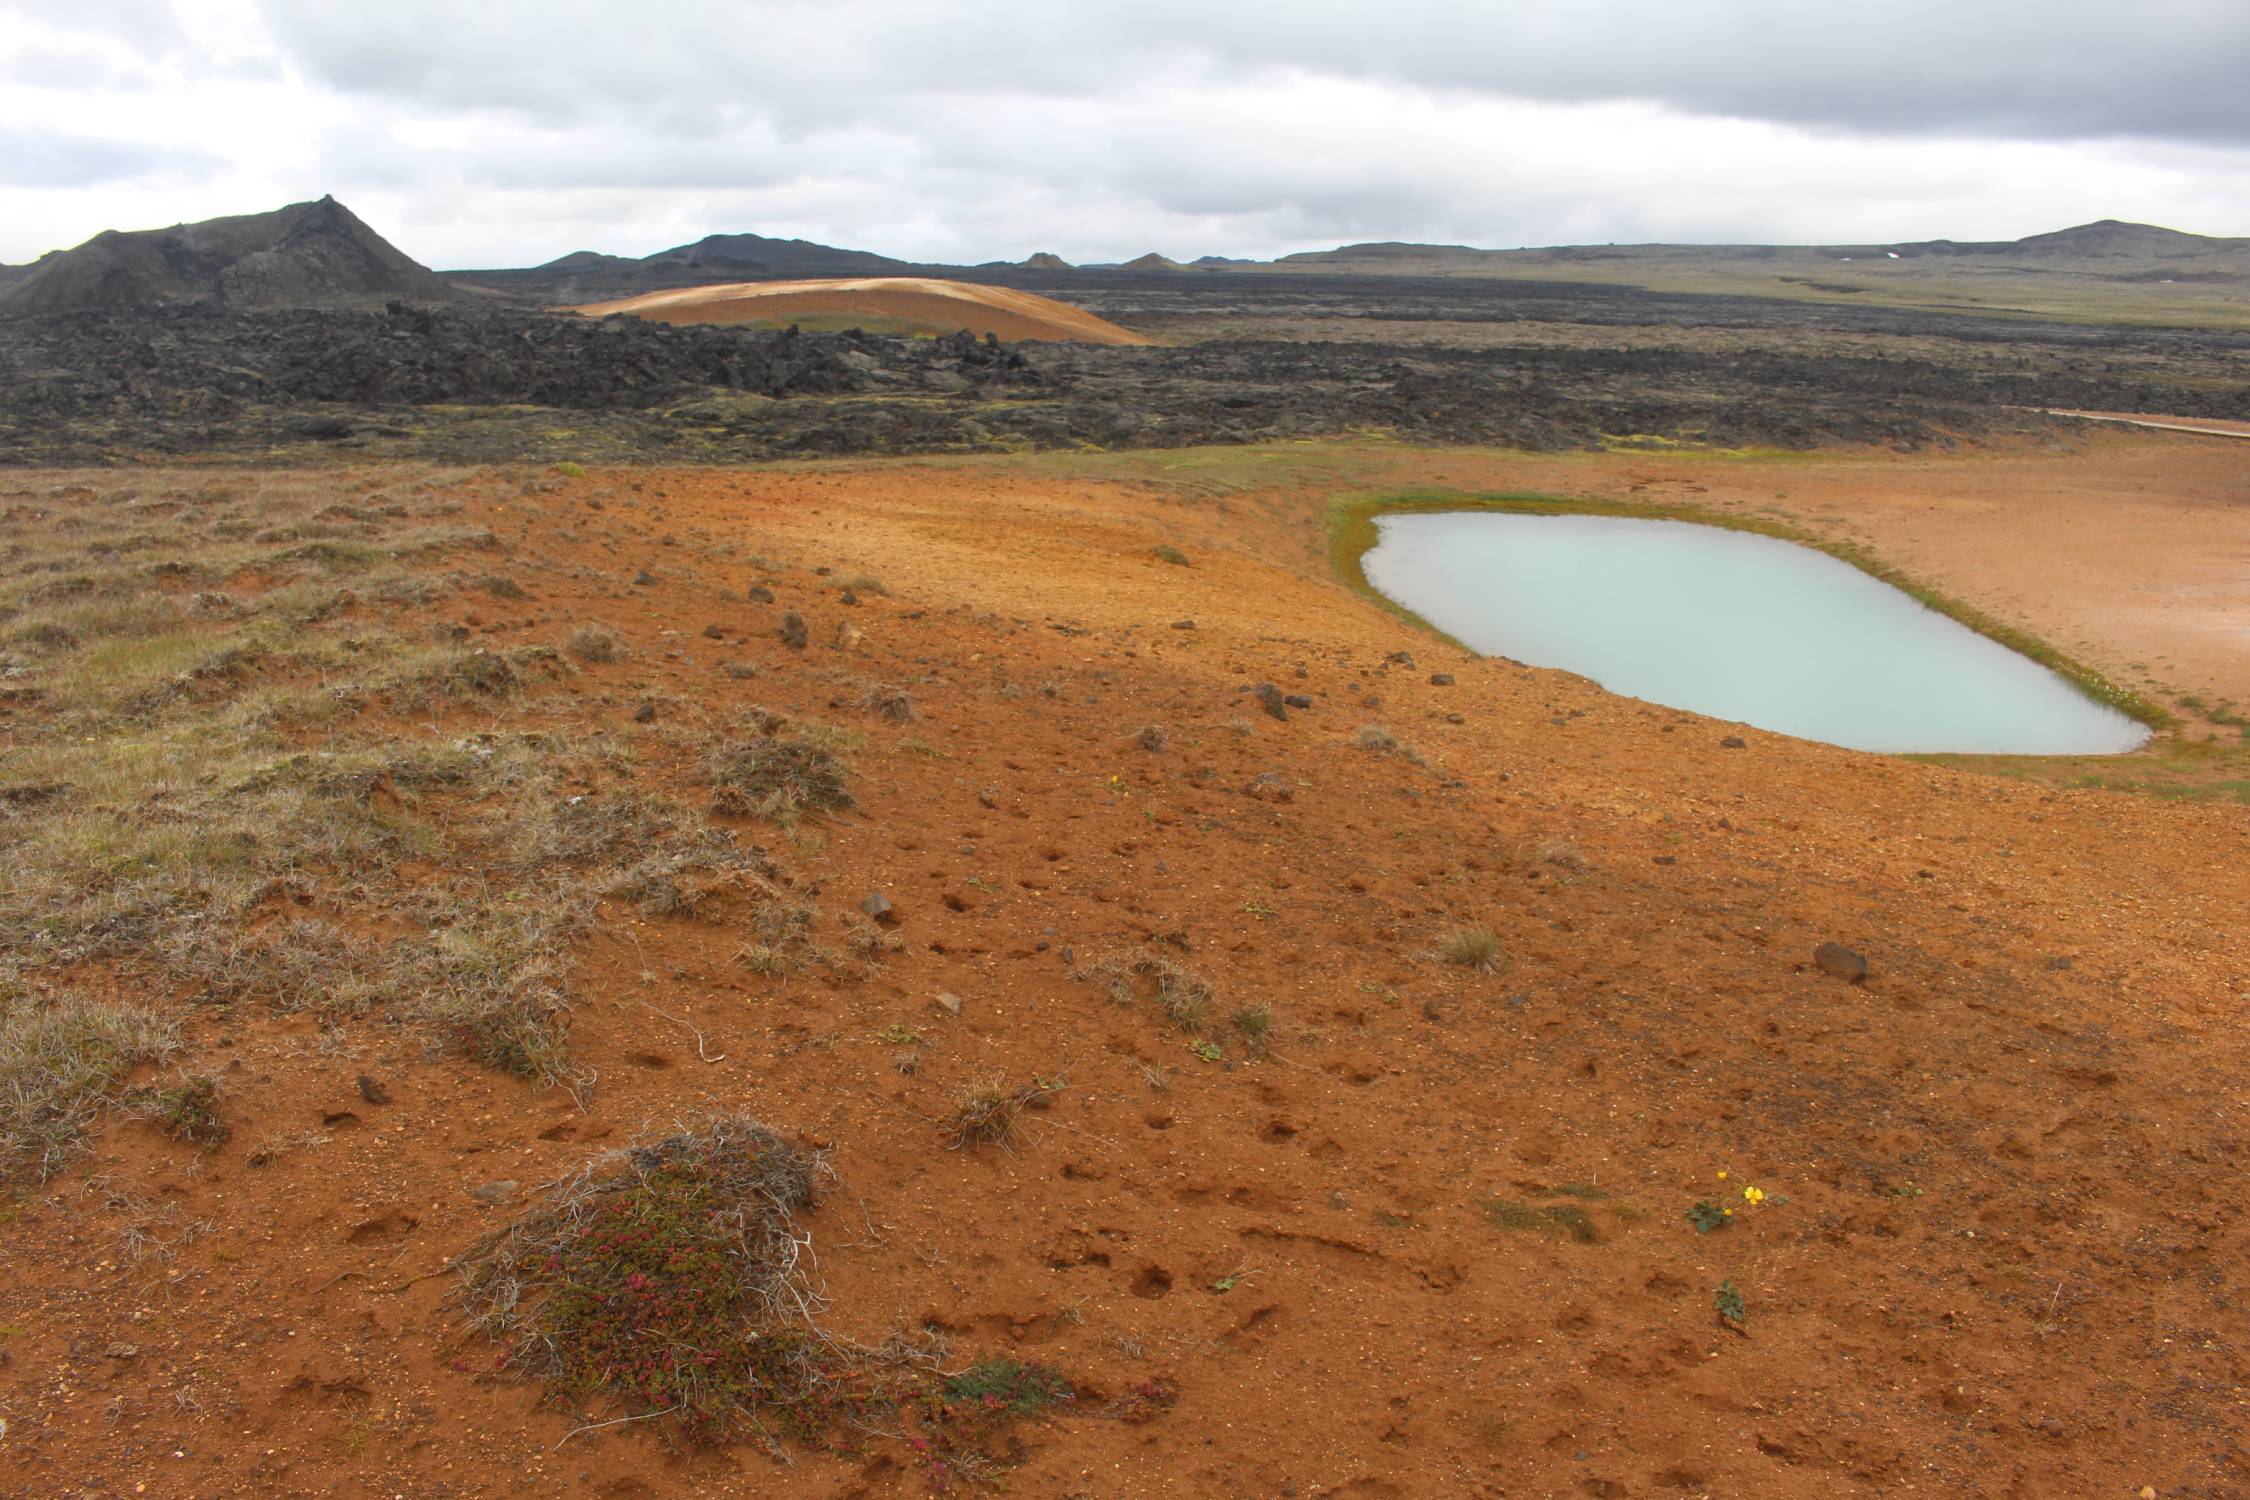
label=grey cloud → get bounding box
[252,0,2250,145]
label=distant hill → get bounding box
[1022,252,1073,271]
[1257,220,2250,326]
[643,232,902,277]
[0,196,462,314]
[1117,253,1191,273]
[1996,219,2239,259]
[448,230,907,301]
[538,250,639,272]
[1275,221,2250,270]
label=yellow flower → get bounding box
[1716,1171,1727,1180]
[1744,1186,1766,1205]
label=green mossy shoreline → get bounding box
[1328,487,2170,733]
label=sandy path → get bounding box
[2040,409,2250,440]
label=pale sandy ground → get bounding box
[567,276,1151,345]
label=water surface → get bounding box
[1361,511,2148,755]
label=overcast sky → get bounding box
[4,0,2249,267]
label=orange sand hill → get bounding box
[1,442,2246,1499]
[568,277,1152,345]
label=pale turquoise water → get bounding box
[1361,512,2149,755]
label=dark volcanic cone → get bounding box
[0,196,465,314]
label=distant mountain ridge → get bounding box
[1277,220,2250,269]
[0,196,462,314]
[643,232,902,277]
[448,230,909,301]
[7,202,2242,327]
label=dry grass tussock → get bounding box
[0,995,180,1183]
[944,1079,1058,1150]
[1076,946,1216,1033]
[705,714,859,821]
[454,1116,848,1445]
[453,1116,1080,1460]
[1438,924,1506,973]
[0,473,826,1170]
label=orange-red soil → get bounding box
[3,441,2247,1499]
[568,278,1152,346]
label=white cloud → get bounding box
[3,0,2247,267]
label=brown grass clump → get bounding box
[1538,839,1590,873]
[858,683,914,723]
[1077,947,1215,1033]
[564,623,624,663]
[1438,924,1505,973]
[708,731,855,821]
[0,996,180,1182]
[945,1080,1055,1150]
[413,910,580,1088]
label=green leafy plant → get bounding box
[1230,1004,1272,1059]
[153,1076,228,1146]
[1686,1200,1733,1233]
[1715,1279,1747,1334]
[942,1357,1072,1415]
